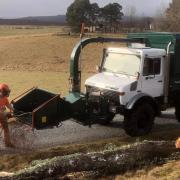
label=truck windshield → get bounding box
[103,52,140,76]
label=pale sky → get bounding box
[0,0,172,18]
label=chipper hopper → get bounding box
[12,87,71,129]
[12,88,86,129]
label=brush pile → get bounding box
[1,140,179,180]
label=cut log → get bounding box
[1,141,179,180]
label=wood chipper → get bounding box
[12,33,180,137]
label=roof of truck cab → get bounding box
[107,47,166,57]
[138,48,166,57]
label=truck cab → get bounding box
[85,46,167,136]
[86,47,166,104]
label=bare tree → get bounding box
[126,5,137,27]
[153,2,167,31]
[158,0,180,32]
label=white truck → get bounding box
[85,46,166,136]
[82,33,180,136]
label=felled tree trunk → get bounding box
[2,141,179,180]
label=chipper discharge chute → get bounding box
[12,87,71,130]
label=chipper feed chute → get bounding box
[12,87,71,130]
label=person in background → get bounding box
[176,138,180,149]
[0,84,14,147]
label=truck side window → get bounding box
[143,57,161,76]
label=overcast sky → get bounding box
[0,0,172,18]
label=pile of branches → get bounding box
[1,141,179,180]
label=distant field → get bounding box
[0,26,126,97]
[0,25,125,97]
[0,25,65,36]
[0,26,125,72]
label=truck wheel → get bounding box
[124,103,155,137]
[175,106,180,122]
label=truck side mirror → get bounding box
[135,72,140,80]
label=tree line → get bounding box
[154,0,180,32]
[66,0,123,32]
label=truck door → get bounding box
[141,56,164,97]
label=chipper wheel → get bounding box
[124,103,155,137]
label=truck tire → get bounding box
[175,106,180,122]
[124,103,155,137]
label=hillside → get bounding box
[0,15,66,25]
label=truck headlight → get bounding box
[118,92,125,96]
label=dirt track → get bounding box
[0,108,179,154]
[27,109,180,149]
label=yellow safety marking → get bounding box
[42,116,47,123]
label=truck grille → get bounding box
[87,86,119,102]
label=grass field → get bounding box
[0,25,124,98]
[0,71,93,98]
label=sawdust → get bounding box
[10,123,36,150]
[0,119,37,150]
